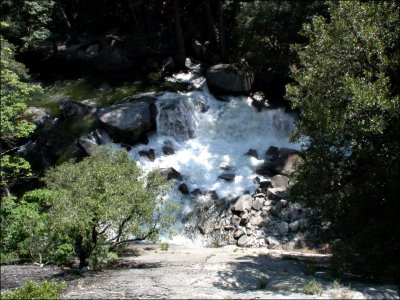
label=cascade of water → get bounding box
[125,68,300,243]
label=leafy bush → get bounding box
[42,146,175,269]
[1,280,66,300]
[160,242,169,251]
[303,278,323,295]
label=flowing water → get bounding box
[120,65,301,243]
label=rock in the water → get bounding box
[162,145,175,155]
[139,149,155,161]
[237,235,250,247]
[218,173,236,182]
[206,63,254,94]
[98,101,156,145]
[245,149,258,159]
[159,167,183,181]
[158,100,196,142]
[178,183,189,195]
[233,194,253,212]
[77,128,111,156]
[265,146,279,159]
[277,221,289,236]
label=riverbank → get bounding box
[2,243,398,299]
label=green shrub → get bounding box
[1,280,66,300]
[160,242,169,251]
[303,278,323,295]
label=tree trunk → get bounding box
[218,0,227,62]
[173,0,186,69]
[204,0,216,47]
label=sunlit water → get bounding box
[114,66,301,244]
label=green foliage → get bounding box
[286,1,400,281]
[0,0,58,50]
[0,192,75,266]
[43,146,175,269]
[1,279,66,300]
[234,1,326,85]
[0,34,42,191]
[303,278,323,295]
[160,242,169,251]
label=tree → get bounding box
[286,1,400,281]
[0,23,42,195]
[43,146,175,268]
[234,1,326,97]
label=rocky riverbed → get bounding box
[2,244,398,299]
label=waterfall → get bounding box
[125,68,300,243]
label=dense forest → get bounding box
[1,0,399,293]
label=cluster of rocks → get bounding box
[205,146,318,250]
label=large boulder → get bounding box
[97,101,156,145]
[206,63,254,94]
[157,100,196,142]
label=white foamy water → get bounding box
[130,76,298,196]
[122,68,301,243]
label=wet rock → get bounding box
[299,218,309,231]
[245,149,258,159]
[265,146,279,160]
[218,173,236,182]
[139,149,155,161]
[98,101,156,145]
[178,183,189,195]
[162,146,175,155]
[220,164,232,171]
[158,100,196,142]
[77,128,111,156]
[206,63,254,94]
[159,167,183,181]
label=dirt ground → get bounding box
[1,244,399,299]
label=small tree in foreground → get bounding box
[44,146,175,269]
